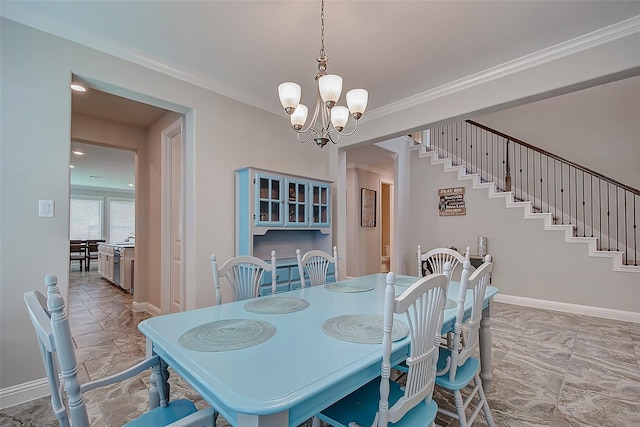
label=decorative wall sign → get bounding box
[361,188,376,227]
[438,187,466,216]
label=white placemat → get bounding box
[321,314,409,344]
[324,281,374,293]
[178,319,275,352]
[244,297,310,314]
[394,276,419,287]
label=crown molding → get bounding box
[363,15,640,122]
[3,8,638,121]
[0,10,278,114]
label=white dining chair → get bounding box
[296,246,338,287]
[417,245,468,278]
[435,257,495,426]
[315,271,449,427]
[23,274,216,427]
[211,251,277,304]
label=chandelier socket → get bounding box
[284,107,295,115]
[352,112,363,120]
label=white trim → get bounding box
[346,162,393,177]
[132,300,161,317]
[363,15,640,122]
[0,377,50,410]
[494,294,640,324]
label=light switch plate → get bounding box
[39,200,54,217]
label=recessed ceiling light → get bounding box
[69,165,75,168]
[72,150,84,155]
[128,183,135,187]
[70,83,87,92]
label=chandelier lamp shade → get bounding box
[278,0,368,148]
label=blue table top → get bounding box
[139,273,498,426]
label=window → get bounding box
[108,198,135,243]
[70,196,103,240]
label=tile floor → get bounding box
[2,267,640,426]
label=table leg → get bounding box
[479,301,494,393]
[237,411,289,426]
[146,338,168,409]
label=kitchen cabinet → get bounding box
[97,243,134,293]
[120,247,135,292]
[97,244,115,283]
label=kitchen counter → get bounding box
[97,243,135,293]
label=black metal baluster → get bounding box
[624,191,628,264]
[582,170,586,237]
[616,187,619,251]
[560,163,564,224]
[607,184,611,251]
[590,175,594,237]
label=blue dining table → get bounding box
[138,273,499,427]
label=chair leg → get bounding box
[453,389,468,427]
[475,374,494,427]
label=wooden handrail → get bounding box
[465,120,639,196]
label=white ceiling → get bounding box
[70,140,136,191]
[3,1,638,115]
[4,1,638,188]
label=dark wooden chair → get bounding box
[70,240,86,271]
[85,239,105,271]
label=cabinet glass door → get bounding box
[255,173,283,226]
[285,178,308,226]
[310,182,330,227]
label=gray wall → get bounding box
[0,18,329,397]
[473,75,640,190]
[407,149,639,314]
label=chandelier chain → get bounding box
[319,0,325,57]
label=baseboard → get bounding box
[494,294,640,324]
[132,300,161,316]
[0,378,50,410]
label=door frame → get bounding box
[160,117,185,313]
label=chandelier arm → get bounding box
[295,131,316,144]
[332,119,360,137]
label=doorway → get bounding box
[71,83,186,313]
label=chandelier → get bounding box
[278,0,368,148]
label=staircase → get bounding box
[414,120,640,273]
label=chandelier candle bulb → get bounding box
[291,104,308,130]
[318,74,342,106]
[331,106,349,131]
[346,89,368,118]
[278,82,301,114]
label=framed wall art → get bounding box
[361,188,376,227]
